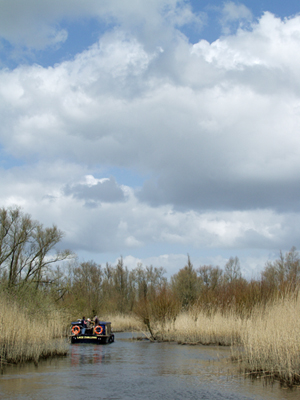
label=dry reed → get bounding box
[154,310,243,345]
[235,294,300,386]
[103,314,143,332]
[132,296,300,385]
[103,299,300,386]
[0,295,69,365]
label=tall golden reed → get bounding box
[103,313,143,332]
[153,310,243,345]
[0,295,69,365]
[127,294,300,385]
[236,294,300,386]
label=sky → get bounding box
[1,0,300,278]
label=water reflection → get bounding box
[0,333,299,400]
[70,344,109,366]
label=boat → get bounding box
[70,320,115,344]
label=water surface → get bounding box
[0,333,299,400]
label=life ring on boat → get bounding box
[94,325,103,335]
[72,325,80,335]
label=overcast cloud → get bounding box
[0,1,300,276]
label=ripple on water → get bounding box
[0,333,299,400]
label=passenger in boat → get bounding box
[81,316,87,334]
[94,315,100,326]
[86,318,93,329]
[86,318,93,333]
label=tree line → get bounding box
[1,206,300,321]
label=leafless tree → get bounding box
[0,206,73,291]
[224,256,241,283]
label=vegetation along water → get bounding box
[1,205,300,391]
[1,333,299,400]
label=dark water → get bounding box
[0,333,299,400]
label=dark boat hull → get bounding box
[70,321,114,344]
[70,334,114,344]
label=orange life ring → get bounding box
[72,325,80,335]
[94,325,103,335]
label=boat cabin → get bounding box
[70,320,114,344]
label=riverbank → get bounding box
[0,294,69,366]
[2,291,300,387]
[107,294,300,387]
[106,310,243,345]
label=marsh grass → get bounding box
[133,294,300,385]
[103,314,143,332]
[0,293,69,365]
[234,294,300,386]
[152,310,243,345]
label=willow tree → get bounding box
[171,255,199,308]
[0,206,73,291]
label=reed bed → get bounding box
[103,314,143,332]
[0,295,69,365]
[155,310,243,345]
[158,298,300,385]
[235,295,300,386]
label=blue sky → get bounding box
[1,0,300,277]
[2,1,300,69]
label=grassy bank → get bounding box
[0,293,69,366]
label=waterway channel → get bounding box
[0,332,299,399]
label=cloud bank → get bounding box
[0,2,300,274]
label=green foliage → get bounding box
[171,255,200,308]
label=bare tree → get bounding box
[197,265,223,290]
[262,247,300,291]
[224,256,242,283]
[0,206,73,291]
[71,260,103,315]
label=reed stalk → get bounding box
[152,310,243,345]
[0,294,69,365]
[235,294,300,386]
[103,313,143,332]
[130,293,300,385]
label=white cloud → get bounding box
[0,165,297,251]
[0,0,203,50]
[121,253,274,279]
[222,2,252,22]
[1,13,300,213]
[0,161,298,277]
[1,9,300,275]
[220,1,253,35]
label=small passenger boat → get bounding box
[70,320,115,344]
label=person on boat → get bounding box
[86,318,93,329]
[81,316,87,334]
[94,315,100,326]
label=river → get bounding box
[0,333,299,399]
